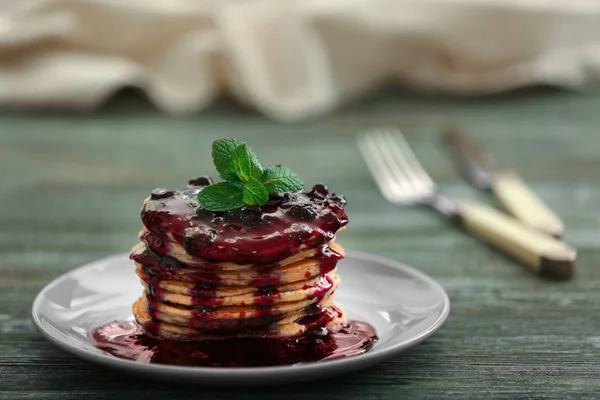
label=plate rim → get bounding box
[32,249,450,380]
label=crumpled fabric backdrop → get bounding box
[1,0,600,122]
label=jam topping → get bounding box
[140,182,348,264]
[187,176,213,187]
[150,188,174,200]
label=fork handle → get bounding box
[457,199,576,279]
[492,172,564,237]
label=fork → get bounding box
[357,128,576,279]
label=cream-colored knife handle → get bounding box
[492,172,564,237]
[458,199,575,279]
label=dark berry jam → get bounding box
[90,321,377,367]
[139,183,348,265]
[188,176,213,187]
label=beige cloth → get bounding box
[2,0,600,122]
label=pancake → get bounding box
[147,297,336,333]
[143,289,333,323]
[128,181,349,341]
[139,272,340,307]
[136,266,333,299]
[133,296,346,339]
[135,229,345,272]
[134,249,339,286]
[139,185,348,264]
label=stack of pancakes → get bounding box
[130,180,349,341]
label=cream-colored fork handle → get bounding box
[492,172,564,237]
[458,199,576,279]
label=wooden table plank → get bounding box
[1,89,599,399]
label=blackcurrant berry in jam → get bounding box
[288,204,318,220]
[151,188,174,200]
[225,206,263,227]
[262,204,278,214]
[196,208,214,219]
[188,176,213,187]
[330,194,347,206]
[269,192,293,203]
[309,183,329,197]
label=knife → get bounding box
[442,125,565,238]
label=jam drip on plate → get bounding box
[90,320,377,367]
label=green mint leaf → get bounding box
[232,143,262,182]
[220,169,239,182]
[261,165,304,193]
[197,182,244,211]
[206,138,301,210]
[212,138,243,181]
[242,177,269,206]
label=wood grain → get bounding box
[1,90,600,399]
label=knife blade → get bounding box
[442,124,565,238]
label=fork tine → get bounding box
[358,132,422,203]
[382,129,435,191]
[378,132,434,195]
[357,135,403,201]
[358,128,436,204]
[369,133,415,195]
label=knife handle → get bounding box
[492,172,564,237]
[457,199,575,279]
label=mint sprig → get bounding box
[198,138,303,211]
[197,182,244,211]
[233,144,262,182]
[261,165,304,193]
[212,138,244,182]
[242,177,269,205]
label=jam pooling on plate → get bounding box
[90,321,377,367]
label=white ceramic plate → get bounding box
[32,250,450,385]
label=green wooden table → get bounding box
[1,90,599,399]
